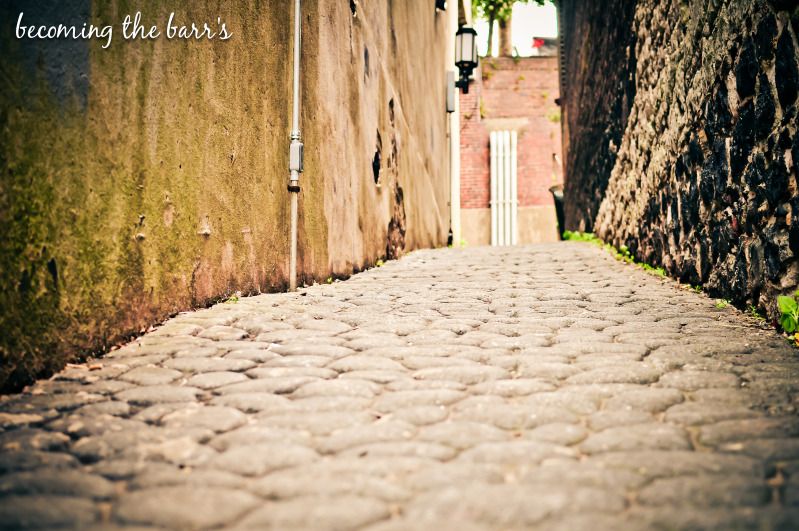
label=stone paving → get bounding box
[2,243,799,530]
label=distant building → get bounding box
[459,53,562,246]
[530,36,558,57]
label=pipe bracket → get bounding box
[289,140,304,173]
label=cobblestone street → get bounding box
[2,242,799,529]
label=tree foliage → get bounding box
[472,0,546,23]
[472,0,547,56]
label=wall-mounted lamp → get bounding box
[455,25,478,94]
[435,0,447,11]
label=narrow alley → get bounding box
[2,242,798,530]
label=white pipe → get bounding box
[290,0,301,137]
[497,131,505,245]
[510,130,518,245]
[288,0,302,292]
[490,131,497,246]
[289,193,298,287]
[448,5,461,246]
[489,130,517,246]
[496,131,502,245]
[498,131,503,246]
[501,131,507,245]
[503,131,511,245]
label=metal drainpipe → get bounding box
[288,0,303,292]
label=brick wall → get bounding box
[460,75,487,209]
[460,56,562,210]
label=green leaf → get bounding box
[780,314,797,334]
[778,295,798,315]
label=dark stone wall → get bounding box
[563,0,799,319]
[560,0,637,232]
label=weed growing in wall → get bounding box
[778,292,799,333]
[778,291,799,347]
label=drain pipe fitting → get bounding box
[288,0,303,292]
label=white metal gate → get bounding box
[489,130,518,246]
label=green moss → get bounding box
[0,0,303,391]
[0,59,70,390]
[563,231,667,277]
[1,0,444,391]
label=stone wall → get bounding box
[562,0,799,319]
[560,0,637,233]
[0,0,451,391]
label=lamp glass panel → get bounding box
[461,32,473,64]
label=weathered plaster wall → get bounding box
[563,0,799,319]
[311,1,450,267]
[461,206,559,246]
[0,0,450,391]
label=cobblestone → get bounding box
[210,443,319,476]
[234,495,389,530]
[1,243,799,529]
[0,495,99,529]
[115,486,259,528]
[636,475,770,507]
[119,366,183,386]
[0,469,115,498]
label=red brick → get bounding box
[460,57,562,210]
